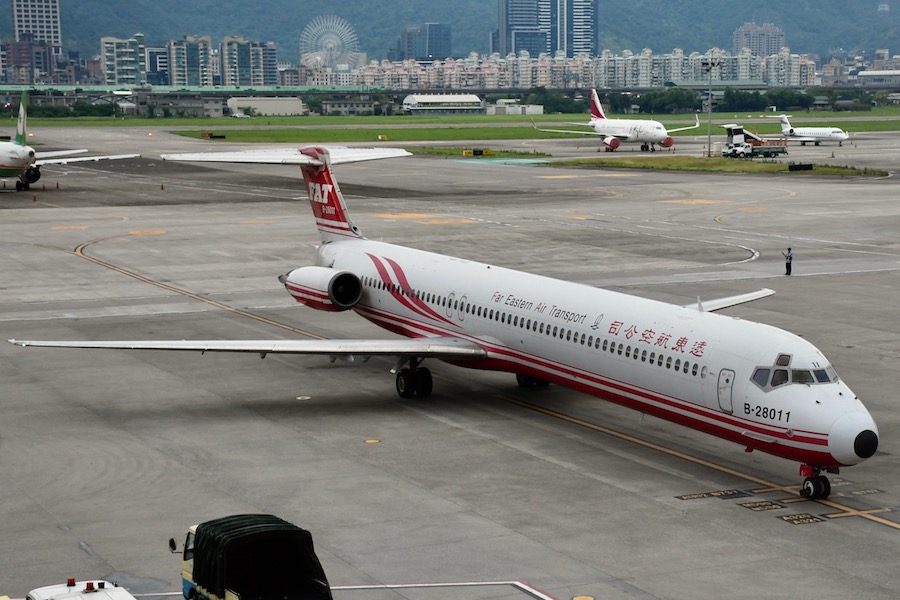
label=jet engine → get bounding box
[602,136,620,151]
[280,266,362,312]
[660,136,675,148]
[23,166,41,183]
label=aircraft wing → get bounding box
[160,147,411,165]
[36,153,141,166]
[531,121,632,140]
[35,149,89,159]
[685,288,775,312]
[530,120,625,138]
[7,336,488,360]
[666,114,700,134]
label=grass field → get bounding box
[550,156,888,176]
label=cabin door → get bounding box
[717,369,735,414]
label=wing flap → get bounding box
[685,288,775,312]
[160,147,411,165]
[8,336,487,360]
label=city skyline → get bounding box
[0,1,895,65]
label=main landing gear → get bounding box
[394,358,432,398]
[799,464,833,499]
[515,373,549,388]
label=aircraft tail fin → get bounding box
[14,90,26,146]
[298,146,366,242]
[590,89,606,120]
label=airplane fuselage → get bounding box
[0,141,35,177]
[284,237,877,470]
[590,118,673,147]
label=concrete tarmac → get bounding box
[2,127,899,599]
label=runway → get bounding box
[2,126,899,599]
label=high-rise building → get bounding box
[559,0,598,57]
[101,33,147,86]
[494,0,597,58]
[732,22,785,58]
[398,23,452,60]
[167,35,214,87]
[220,37,277,86]
[495,0,549,57]
[12,0,62,59]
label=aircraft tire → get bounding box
[815,475,831,499]
[516,373,535,388]
[15,180,23,191]
[396,368,416,399]
[415,368,433,397]
[800,478,816,498]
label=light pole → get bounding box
[701,57,719,157]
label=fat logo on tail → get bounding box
[590,89,606,120]
[298,146,365,241]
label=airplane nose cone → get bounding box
[854,429,879,459]
[829,412,879,465]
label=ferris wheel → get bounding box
[299,14,360,69]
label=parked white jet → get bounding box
[533,88,700,152]
[774,114,849,146]
[0,91,140,191]
[8,146,878,499]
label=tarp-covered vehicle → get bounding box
[170,514,332,600]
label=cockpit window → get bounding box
[751,355,839,392]
[792,369,815,384]
[771,369,789,387]
[752,368,770,387]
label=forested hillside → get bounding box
[0,1,896,63]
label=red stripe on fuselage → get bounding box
[352,299,834,464]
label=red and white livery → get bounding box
[533,88,700,152]
[9,146,878,499]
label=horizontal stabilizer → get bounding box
[7,336,487,360]
[161,147,411,165]
[685,288,774,312]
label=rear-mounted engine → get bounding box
[280,266,362,311]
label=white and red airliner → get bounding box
[533,88,700,152]
[9,146,878,499]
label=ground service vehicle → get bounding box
[170,514,332,600]
[25,580,137,600]
[721,141,788,158]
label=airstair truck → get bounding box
[720,123,788,158]
[170,514,332,600]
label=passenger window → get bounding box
[602,340,608,351]
[553,326,558,337]
[641,350,647,362]
[625,346,631,358]
[666,356,672,369]
[772,369,789,386]
[587,336,593,347]
[674,359,681,371]
[683,361,689,373]
[566,330,571,341]
[617,344,623,356]
[752,368,770,387]
[539,323,544,334]
[692,363,698,376]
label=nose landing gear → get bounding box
[799,465,832,499]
